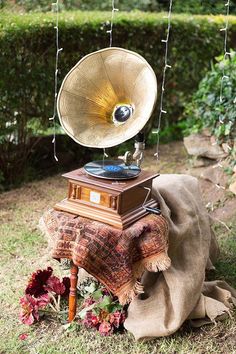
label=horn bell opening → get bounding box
[57,47,157,149]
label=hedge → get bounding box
[2,0,236,14]
[0,11,236,187]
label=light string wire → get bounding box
[49,0,63,161]
[219,0,231,106]
[103,0,119,162]
[154,0,173,160]
[107,0,119,47]
[213,0,231,190]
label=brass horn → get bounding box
[57,47,157,149]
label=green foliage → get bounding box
[78,0,236,14]
[183,52,236,144]
[1,11,236,187]
[173,0,236,15]
[15,0,78,12]
[2,0,236,14]
[78,278,124,327]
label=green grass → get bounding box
[0,160,235,354]
[213,223,236,287]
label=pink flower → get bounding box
[19,333,28,341]
[44,276,65,295]
[19,293,50,325]
[25,267,53,298]
[82,311,99,328]
[91,314,99,326]
[37,294,50,308]
[82,297,95,308]
[82,311,93,328]
[98,321,113,336]
[109,310,126,328]
[19,295,39,325]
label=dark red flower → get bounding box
[98,321,113,336]
[25,267,53,298]
[101,287,110,296]
[44,276,65,295]
[62,277,70,297]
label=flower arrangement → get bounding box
[78,278,127,336]
[19,267,70,325]
[19,268,126,336]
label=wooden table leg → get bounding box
[68,261,79,322]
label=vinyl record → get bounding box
[84,160,141,180]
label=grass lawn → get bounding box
[0,144,235,354]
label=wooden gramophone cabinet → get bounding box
[55,168,159,229]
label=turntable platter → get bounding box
[84,160,141,180]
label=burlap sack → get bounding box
[124,174,236,340]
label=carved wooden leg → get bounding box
[68,261,79,322]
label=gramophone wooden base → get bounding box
[55,198,157,230]
[54,167,159,230]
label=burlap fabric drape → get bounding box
[124,174,236,340]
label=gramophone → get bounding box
[54,47,160,229]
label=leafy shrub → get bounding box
[15,0,78,12]
[183,52,236,145]
[2,0,236,14]
[0,11,236,187]
[78,0,236,14]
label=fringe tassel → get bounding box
[116,252,171,305]
[116,278,139,305]
[115,278,146,305]
[143,252,171,272]
[133,252,171,278]
[134,280,144,294]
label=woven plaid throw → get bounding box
[40,209,170,305]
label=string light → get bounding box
[107,0,119,47]
[103,0,119,162]
[49,0,63,162]
[103,148,109,158]
[212,0,232,191]
[219,0,231,106]
[154,0,173,159]
[102,148,108,166]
